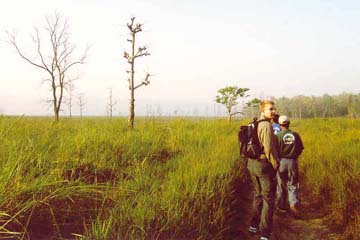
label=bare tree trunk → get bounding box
[129,97,135,127]
[68,83,74,117]
[107,88,116,118]
[129,30,136,128]
[55,109,60,121]
[78,94,84,118]
[227,109,231,122]
[52,77,58,121]
[57,77,64,118]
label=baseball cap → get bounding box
[278,115,290,125]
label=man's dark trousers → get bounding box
[247,159,276,238]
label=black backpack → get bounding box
[238,118,268,159]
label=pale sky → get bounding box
[1,0,360,116]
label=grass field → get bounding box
[0,116,359,239]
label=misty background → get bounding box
[1,0,360,116]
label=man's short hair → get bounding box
[260,100,275,112]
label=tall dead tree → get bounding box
[123,17,151,129]
[106,88,117,118]
[7,12,87,121]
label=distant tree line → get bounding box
[243,92,360,119]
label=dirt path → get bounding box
[270,204,341,240]
[223,168,342,240]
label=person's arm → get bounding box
[295,132,304,158]
[276,132,282,155]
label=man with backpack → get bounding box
[275,115,304,217]
[243,100,279,240]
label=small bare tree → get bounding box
[7,12,88,121]
[123,17,151,129]
[78,93,85,118]
[106,88,117,118]
[67,83,75,117]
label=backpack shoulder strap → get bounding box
[257,119,270,123]
[256,119,270,127]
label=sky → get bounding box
[1,0,360,116]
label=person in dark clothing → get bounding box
[275,115,304,217]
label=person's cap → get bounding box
[278,115,290,125]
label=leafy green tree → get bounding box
[215,86,249,121]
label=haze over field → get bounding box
[1,0,360,116]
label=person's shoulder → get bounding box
[258,119,272,131]
[291,129,301,136]
[260,120,271,127]
[258,119,271,125]
[294,131,303,140]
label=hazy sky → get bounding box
[1,0,360,116]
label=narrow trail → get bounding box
[223,166,342,240]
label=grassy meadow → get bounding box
[0,116,359,239]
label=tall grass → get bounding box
[297,118,360,239]
[0,116,358,239]
[0,117,242,239]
